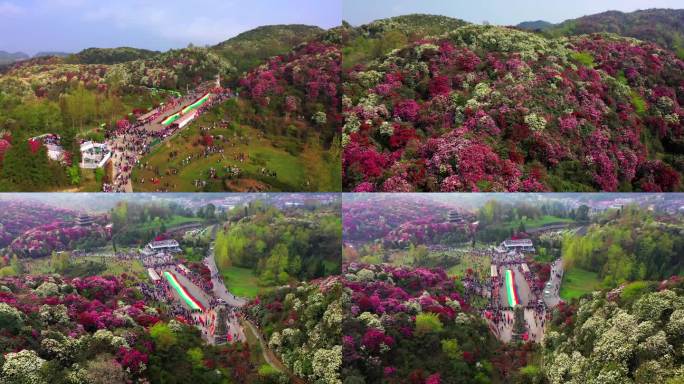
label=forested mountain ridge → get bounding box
[528,9,684,58]
[212,24,325,73]
[0,51,30,65]
[516,20,554,31]
[65,47,161,65]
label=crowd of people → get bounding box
[140,263,245,344]
[480,246,555,344]
[104,85,234,192]
[141,252,176,268]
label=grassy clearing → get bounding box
[505,215,575,230]
[133,123,310,192]
[570,51,595,68]
[221,266,260,298]
[560,267,601,301]
[25,255,145,279]
[447,252,491,279]
[134,215,203,232]
[131,97,340,192]
[241,319,268,366]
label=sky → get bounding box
[343,0,684,26]
[0,0,341,55]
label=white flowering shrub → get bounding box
[545,287,684,384]
[1,349,47,384]
[39,304,69,326]
[34,281,60,297]
[357,312,383,331]
[633,290,683,322]
[355,269,376,282]
[311,345,342,384]
[312,111,327,125]
[524,113,547,132]
[0,302,25,333]
[378,121,394,136]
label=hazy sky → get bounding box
[0,0,341,55]
[343,0,684,26]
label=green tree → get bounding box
[150,322,177,350]
[0,134,59,191]
[415,312,443,335]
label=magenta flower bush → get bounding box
[238,41,341,138]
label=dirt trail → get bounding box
[243,320,306,384]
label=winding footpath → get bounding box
[199,226,300,380]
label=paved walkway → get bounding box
[204,248,246,307]
[160,265,245,345]
[490,308,546,343]
[543,258,564,308]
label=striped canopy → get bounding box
[164,271,204,311]
[505,269,520,307]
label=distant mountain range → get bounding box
[0,50,71,65]
[517,8,684,56]
[1,24,326,72]
[0,51,29,65]
[34,51,71,58]
[515,20,554,31]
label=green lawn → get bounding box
[134,215,203,232]
[25,255,145,279]
[221,266,260,298]
[133,123,312,191]
[130,100,342,192]
[560,267,601,301]
[505,215,575,230]
[447,252,491,279]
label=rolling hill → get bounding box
[212,24,325,73]
[342,20,684,192]
[0,51,29,65]
[543,9,684,57]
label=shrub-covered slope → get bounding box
[342,25,684,192]
[544,9,684,58]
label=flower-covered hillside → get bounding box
[341,263,497,383]
[9,220,110,258]
[342,25,684,192]
[342,195,473,246]
[0,274,262,384]
[542,277,684,384]
[239,41,341,145]
[341,14,469,70]
[0,200,75,247]
[2,46,234,98]
[244,276,344,384]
